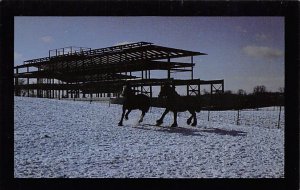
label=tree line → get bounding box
[201,85,284,110]
[15,79,284,110]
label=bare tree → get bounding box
[278,87,284,93]
[15,79,26,96]
[224,90,233,94]
[253,85,267,95]
[237,89,247,95]
[202,89,210,95]
[17,78,25,85]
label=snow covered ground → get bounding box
[14,96,284,178]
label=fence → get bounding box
[201,106,285,129]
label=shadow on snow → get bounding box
[128,123,247,137]
[199,127,247,137]
[137,123,204,137]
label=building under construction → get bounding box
[14,42,224,104]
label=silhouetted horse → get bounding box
[118,85,151,126]
[156,85,201,127]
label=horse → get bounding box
[156,84,201,127]
[118,84,151,126]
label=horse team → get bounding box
[118,83,201,127]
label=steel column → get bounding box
[167,56,171,79]
[15,68,19,96]
[191,56,194,80]
[27,67,29,97]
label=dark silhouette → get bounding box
[118,84,151,126]
[156,84,201,127]
[253,85,267,95]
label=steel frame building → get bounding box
[14,42,224,100]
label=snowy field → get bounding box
[14,96,284,178]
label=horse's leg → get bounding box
[156,109,169,126]
[139,111,145,123]
[187,110,193,125]
[125,109,132,120]
[118,106,126,126]
[171,111,178,127]
[191,110,197,126]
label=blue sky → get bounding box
[14,17,284,93]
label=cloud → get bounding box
[40,35,53,43]
[242,45,284,60]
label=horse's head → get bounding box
[122,84,134,97]
[158,84,175,98]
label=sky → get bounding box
[14,17,284,93]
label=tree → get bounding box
[202,89,210,95]
[253,85,267,95]
[278,87,284,94]
[15,79,26,96]
[237,89,247,95]
[17,78,25,85]
[224,90,232,94]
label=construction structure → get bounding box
[14,42,224,103]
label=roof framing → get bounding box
[14,42,206,70]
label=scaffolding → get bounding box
[14,42,224,101]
